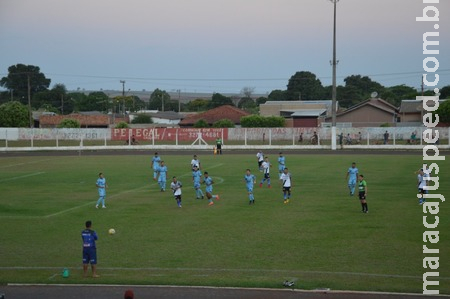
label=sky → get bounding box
[1,0,449,96]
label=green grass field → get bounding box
[0,151,449,294]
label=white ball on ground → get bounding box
[108,228,116,235]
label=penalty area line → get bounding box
[0,172,45,182]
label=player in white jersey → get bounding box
[279,168,292,204]
[259,156,271,188]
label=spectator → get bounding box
[383,130,389,144]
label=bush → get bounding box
[240,115,285,127]
[194,119,209,128]
[213,119,235,128]
[132,114,153,124]
[57,118,80,128]
[0,101,29,127]
[115,121,129,128]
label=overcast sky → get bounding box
[0,0,449,95]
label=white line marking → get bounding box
[2,266,449,280]
[0,158,57,169]
[0,172,45,182]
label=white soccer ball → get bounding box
[108,228,116,235]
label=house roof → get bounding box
[336,98,398,117]
[143,111,184,120]
[178,105,250,126]
[283,109,327,117]
[399,99,447,113]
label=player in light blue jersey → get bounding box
[157,161,168,192]
[192,165,204,199]
[244,169,256,205]
[151,152,161,181]
[203,171,220,206]
[95,172,108,208]
[346,162,359,196]
[278,152,286,179]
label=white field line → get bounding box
[0,158,57,169]
[0,171,45,182]
[43,163,224,218]
[1,266,449,280]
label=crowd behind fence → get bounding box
[0,127,448,150]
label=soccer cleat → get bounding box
[286,199,289,203]
[216,195,220,200]
[284,200,287,204]
[95,205,98,209]
[259,183,263,188]
[208,201,214,206]
[102,205,106,208]
[268,185,271,188]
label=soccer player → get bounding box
[81,220,99,278]
[256,150,264,171]
[346,162,359,196]
[203,171,220,206]
[259,156,271,188]
[278,152,286,179]
[157,160,168,192]
[95,172,108,208]
[358,174,368,213]
[244,169,256,205]
[192,165,204,199]
[170,176,183,208]
[151,152,161,181]
[190,154,201,170]
[417,169,428,205]
[280,168,292,204]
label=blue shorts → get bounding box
[205,186,213,194]
[194,182,201,189]
[246,186,254,193]
[83,247,97,264]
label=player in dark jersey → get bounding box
[358,175,368,213]
[81,220,99,277]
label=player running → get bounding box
[244,169,256,205]
[202,171,220,206]
[192,165,204,199]
[151,152,161,181]
[259,156,271,188]
[157,160,168,192]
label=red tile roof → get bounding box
[179,105,250,126]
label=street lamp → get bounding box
[330,0,339,150]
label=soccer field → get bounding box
[0,151,449,294]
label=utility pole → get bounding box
[177,89,181,112]
[330,0,339,150]
[27,74,32,128]
[120,80,125,115]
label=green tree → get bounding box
[0,64,51,105]
[57,118,80,128]
[132,114,153,124]
[32,83,68,113]
[255,97,268,105]
[434,99,450,123]
[213,119,235,128]
[149,89,171,111]
[439,85,450,99]
[268,89,288,101]
[286,71,325,101]
[193,119,209,128]
[238,97,256,109]
[115,121,129,128]
[210,93,233,108]
[0,101,29,127]
[343,75,385,101]
[66,92,87,113]
[186,99,209,111]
